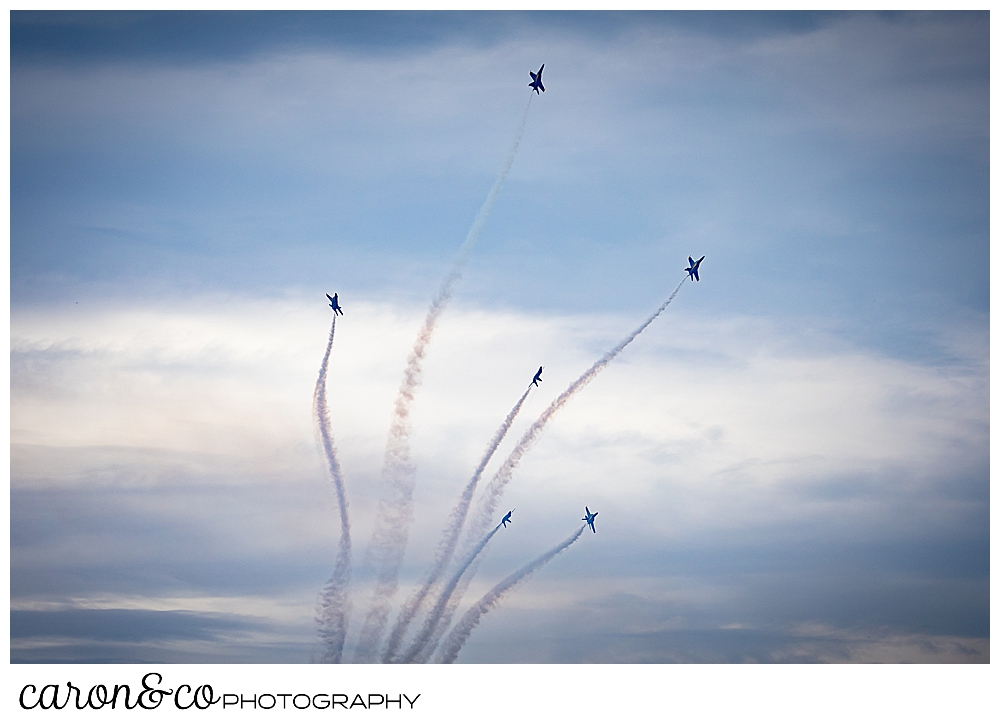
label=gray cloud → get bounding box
[11,609,315,664]
[11,14,987,337]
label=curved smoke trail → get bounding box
[399,522,505,663]
[353,95,535,662]
[419,277,688,658]
[313,315,353,663]
[466,276,687,546]
[435,525,587,664]
[382,385,533,662]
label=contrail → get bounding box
[466,276,688,546]
[409,603,454,663]
[399,522,505,663]
[418,277,688,658]
[435,525,587,664]
[382,385,533,662]
[313,315,352,664]
[353,94,535,662]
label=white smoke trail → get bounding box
[313,315,352,664]
[353,95,535,662]
[399,522,505,663]
[409,605,452,663]
[466,276,688,546]
[435,525,587,664]
[420,277,688,658]
[382,385,533,663]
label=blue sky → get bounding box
[10,10,988,664]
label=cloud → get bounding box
[426,585,990,663]
[12,13,987,359]
[10,295,987,662]
[9,11,987,664]
[13,14,986,172]
[10,608,316,664]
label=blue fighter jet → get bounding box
[582,507,598,533]
[326,293,344,315]
[531,366,543,387]
[685,256,705,281]
[529,64,545,94]
[501,510,514,528]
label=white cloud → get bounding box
[12,294,985,555]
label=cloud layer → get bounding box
[11,11,987,663]
[11,296,987,662]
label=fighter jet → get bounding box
[501,510,514,528]
[582,506,598,533]
[326,293,344,315]
[685,256,705,282]
[531,366,543,387]
[529,64,545,94]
